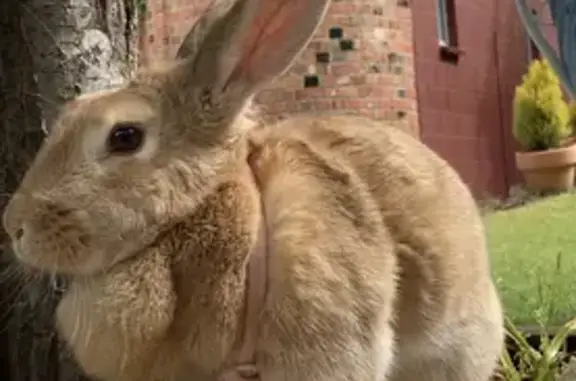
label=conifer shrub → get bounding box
[513,59,570,151]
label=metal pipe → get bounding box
[515,0,576,99]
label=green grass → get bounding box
[486,193,576,327]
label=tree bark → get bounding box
[21,0,140,129]
[0,0,140,380]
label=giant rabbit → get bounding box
[3,0,504,380]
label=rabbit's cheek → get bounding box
[88,208,154,262]
[71,248,110,276]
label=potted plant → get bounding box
[513,59,576,192]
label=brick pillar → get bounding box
[142,0,213,63]
[142,0,419,136]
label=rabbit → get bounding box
[2,0,505,380]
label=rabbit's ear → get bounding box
[181,0,330,115]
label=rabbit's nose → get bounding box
[3,212,22,243]
[14,227,24,241]
[2,194,27,243]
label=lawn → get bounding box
[486,192,576,327]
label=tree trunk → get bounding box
[22,0,141,129]
[0,0,140,380]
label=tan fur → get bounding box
[2,0,504,380]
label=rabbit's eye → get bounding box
[106,123,145,154]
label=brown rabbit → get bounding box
[2,0,504,380]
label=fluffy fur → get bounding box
[2,0,504,380]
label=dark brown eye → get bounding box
[106,123,145,154]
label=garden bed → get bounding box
[479,191,576,380]
[486,192,576,326]
[500,324,576,380]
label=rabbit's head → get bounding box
[3,0,330,276]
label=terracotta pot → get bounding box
[515,144,576,192]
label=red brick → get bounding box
[140,0,418,133]
[330,2,359,14]
[329,62,358,77]
[294,88,328,100]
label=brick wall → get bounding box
[411,0,552,197]
[141,0,419,136]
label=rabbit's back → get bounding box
[246,113,503,381]
[248,113,500,336]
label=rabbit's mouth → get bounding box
[6,195,161,277]
[14,218,165,279]
[12,221,107,276]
